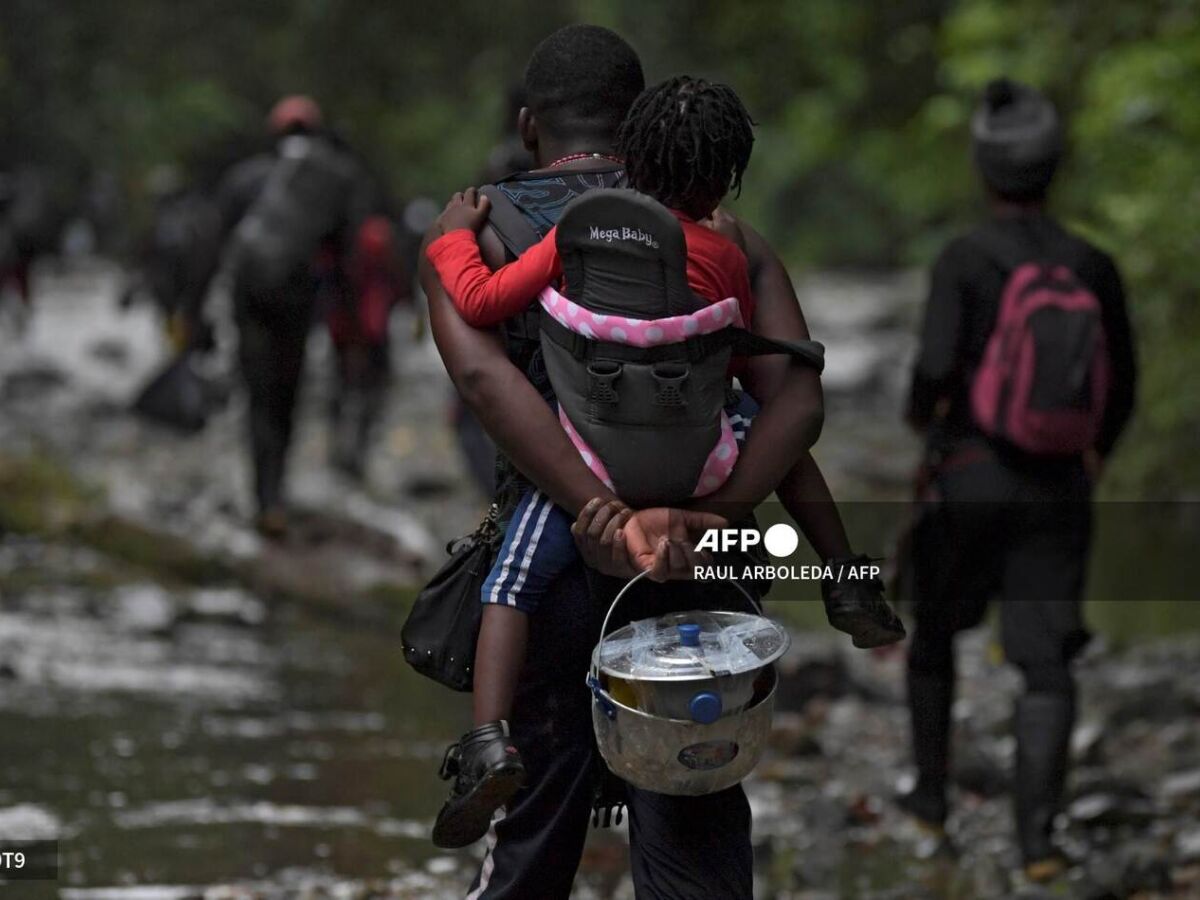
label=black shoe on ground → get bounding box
[896,783,948,833]
[822,554,907,648]
[432,720,526,849]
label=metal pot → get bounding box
[587,572,790,796]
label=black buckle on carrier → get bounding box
[652,363,689,407]
[587,361,622,404]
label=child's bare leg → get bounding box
[778,451,905,648]
[776,451,852,559]
[433,603,528,849]
[472,604,529,725]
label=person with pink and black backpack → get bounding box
[900,78,1137,881]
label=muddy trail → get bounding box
[1,263,1198,899]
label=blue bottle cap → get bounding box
[677,623,701,647]
[689,691,723,725]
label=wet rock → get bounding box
[790,830,846,889]
[775,637,850,712]
[847,793,884,826]
[424,856,458,876]
[89,338,130,367]
[0,803,60,839]
[1156,719,1200,759]
[1174,863,1200,894]
[952,748,1010,799]
[1161,768,1200,804]
[111,583,177,634]
[1105,679,1196,725]
[1176,825,1200,863]
[1,365,68,401]
[182,589,267,629]
[1075,837,1173,898]
[768,712,825,758]
[1071,717,1106,765]
[1068,787,1158,828]
[950,848,1011,898]
[1071,771,1148,800]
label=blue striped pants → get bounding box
[480,390,758,614]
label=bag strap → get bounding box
[723,328,826,371]
[480,185,542,259]
[477,186,546,343]
[541,314,825,373]
[447,502,501,555]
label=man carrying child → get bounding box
[422,24,899,899]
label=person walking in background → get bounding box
[201,95,367,536]
[899,78,1137,881]
[324,212,412,481]
[0,167,61,327]
[121,165,222,351]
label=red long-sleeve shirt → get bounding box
[426,210,755,330]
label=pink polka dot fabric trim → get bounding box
[692,412,739,496]
[539,287,744,347]
[557,406,739,499]
[557,407,615,491]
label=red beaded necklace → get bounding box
[547,152,624,169]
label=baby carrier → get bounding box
[537,189,824,507]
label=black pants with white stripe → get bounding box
[467,564,755,899]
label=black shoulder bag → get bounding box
[401,504,501,692]
[401,186,537,692]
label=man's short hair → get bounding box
[524,25,645,144]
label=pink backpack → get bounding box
[970,237,1110,455]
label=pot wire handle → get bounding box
[590,570,763,681]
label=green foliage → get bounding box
[933,0,1200,491]
[1,0,1196,491]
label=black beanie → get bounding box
[971,78,1062,199]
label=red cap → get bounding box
[267,95,323,135]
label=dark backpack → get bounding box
[230,135,357,293]
[970,232,1110,455]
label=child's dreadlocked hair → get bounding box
[616,76,755,220]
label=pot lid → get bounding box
[598,611,789,681]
